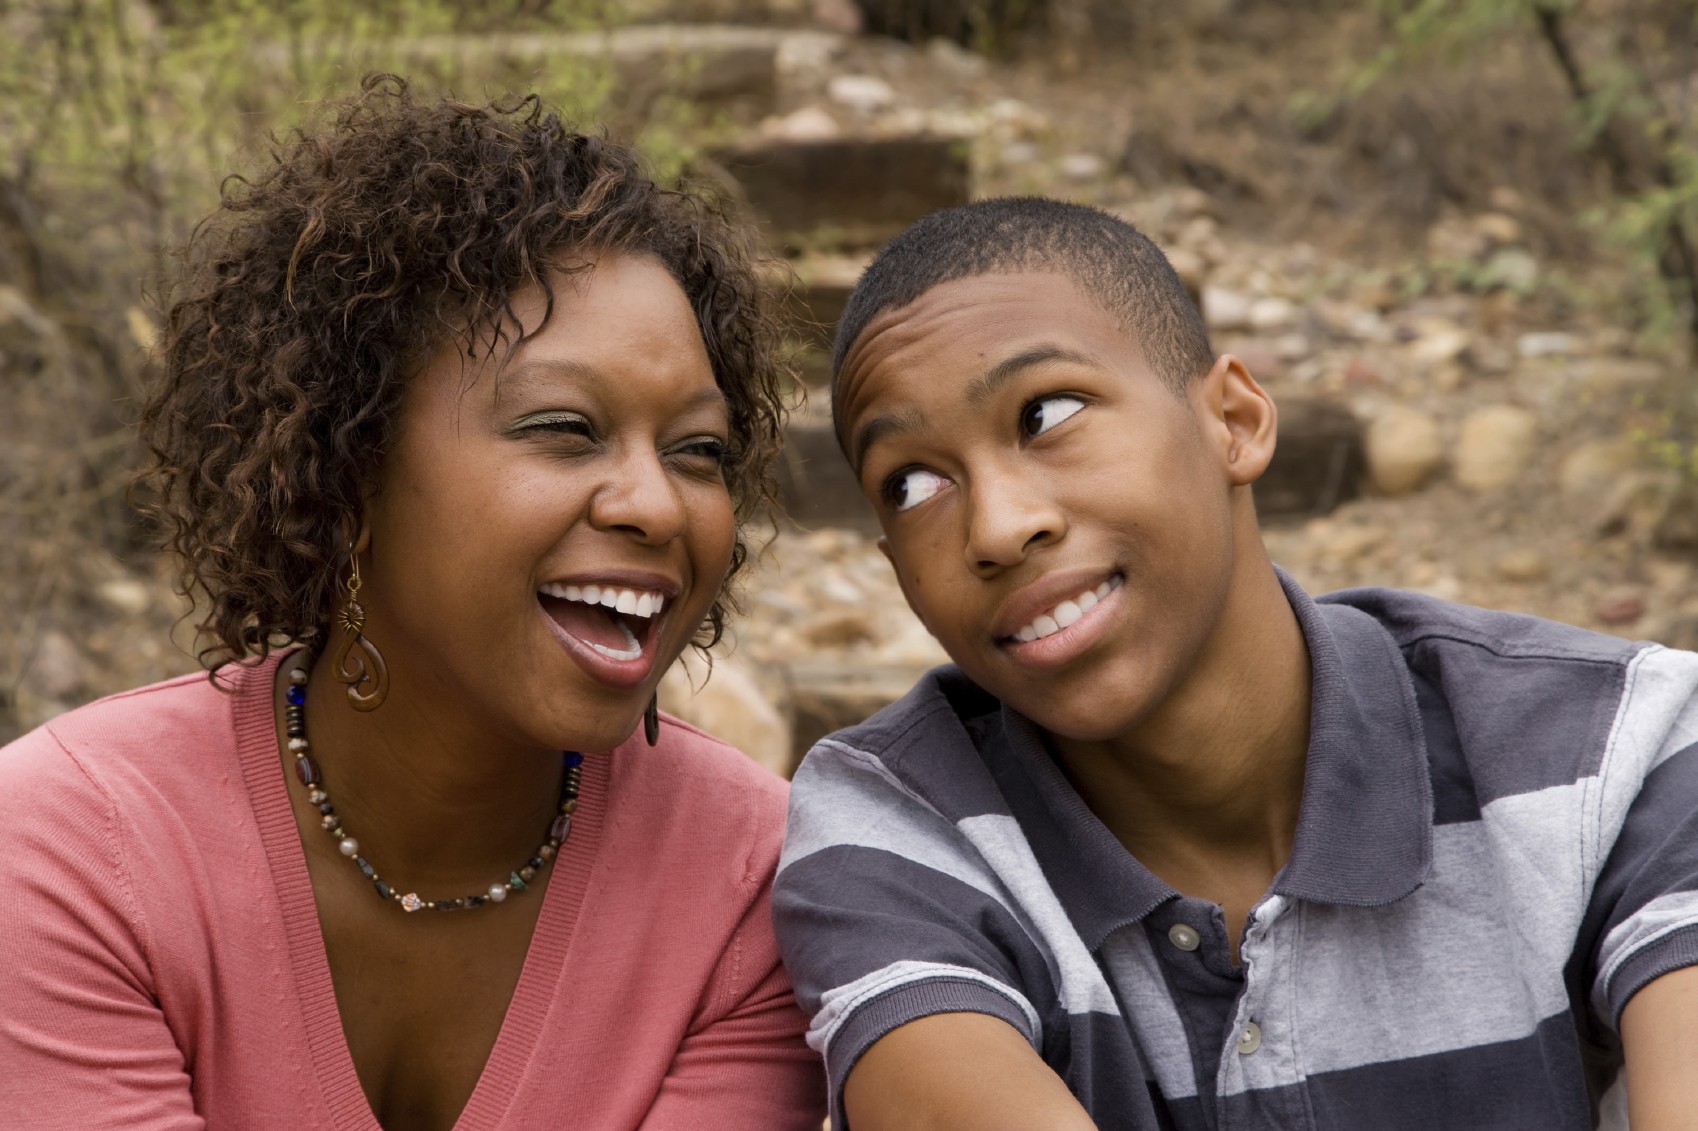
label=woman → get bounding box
[0,77,825,1130]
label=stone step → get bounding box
[775,391,1363,531]
[712,133,972,250]
[364,25,822,120]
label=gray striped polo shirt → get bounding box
[772,575,1698,1130]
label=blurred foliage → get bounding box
[1305,0,1698,350]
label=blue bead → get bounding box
[563,751,583,768]
[285,684,306,706]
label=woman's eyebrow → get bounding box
[964,345,1101,409]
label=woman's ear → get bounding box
[1195,354,1277,487]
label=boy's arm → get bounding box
[843,1013,1096,1131]
[1620,965,1698,1131]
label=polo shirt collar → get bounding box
[990,567,1433,952]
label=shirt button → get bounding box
[1167,923,1201,951]
[1237,1021,1263,1055]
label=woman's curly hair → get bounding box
[139,75,788,672]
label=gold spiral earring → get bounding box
[332,554,389,711]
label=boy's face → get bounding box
[836,270,1262,743]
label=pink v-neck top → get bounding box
[0,653,826,1129]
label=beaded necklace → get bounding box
[283,661,581,912]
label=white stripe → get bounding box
[1291,791,1585,1075]
[1589,645,1698,880]
[1594,889,1698,1016]
[779,740,1012,907]
[958,814,1122,1017]
[808,959,1041,1075]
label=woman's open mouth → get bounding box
[538,582,669,687]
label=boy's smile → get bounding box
[836,269,1273,744]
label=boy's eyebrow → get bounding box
[848,345,1100,473]
[964,345,1101,408]
[850,407,925,475]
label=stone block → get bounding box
[1257,394,1365,519]
[782,255,866,350]
[713,133,971,249]
[784,659,935,762]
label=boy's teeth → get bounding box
[1012,577,1122,643]
[538,582,667,619]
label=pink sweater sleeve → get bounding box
[0,727,204,1130]
[639,874,826,1131]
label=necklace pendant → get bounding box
[400,892,423,913]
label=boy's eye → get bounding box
[1021,395,1086,439]
[885,467,950,512]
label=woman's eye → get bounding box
[672,437,730,467]
[885,467,949,512]
[1021,395,1086,439]
[517,412,594,438]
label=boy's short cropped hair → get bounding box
[830,197,1214,401]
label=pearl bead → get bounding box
[487,884,508,903]
[288,737,308,752]
[338,838,360,857]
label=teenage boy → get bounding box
[771,198,1698,1131]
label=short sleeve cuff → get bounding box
[826,976,1038,1129]
[1606,921,1698,1027]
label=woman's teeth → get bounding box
[589,618,642,661]
[538,581,667,619]
[1012,577,1123,643]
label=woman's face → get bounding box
[357,253,737,753]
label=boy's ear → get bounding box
[877,535,931,633]
[1195,353,1277,487]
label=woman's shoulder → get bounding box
[1,665,255,827]
[602,711,791,872]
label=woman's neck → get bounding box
[293,649,566,891]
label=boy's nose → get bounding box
[963,467,1064,575]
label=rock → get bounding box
[1202,286,1253,331]
[1517,331,1578,359]
[1365,406,1444,496]
[812,0,862,34]
[828,74,897,114]
[762,106,840,141]
[1343,357,1383,387]
[1454,404,1538,492]
[1652,480,1698,553]
[1494,549,1550,582]
[94,578,154,617]
[799,609,877,648]
[1409,321,1471,366]
[924,36,987,79]
[1593,471,1679,537]
[1248,296,1298,332]
[783,254,866,348]
[1059,152,1105,181]
[1482,248,1538,292]
[1594,587,1646,627]
[1473,211,1522,245]
[27,630,85,700]
[1320,524,1386,564]
[1654,613,1698,652]
[1558,438,1639,498]
[999,141,1041,167]
[658,652,793,778]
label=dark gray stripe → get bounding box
[772,845,1059,1018]
[1301,1010,1596,1130]
[1332,586,1637,806]
[1411,665,1483,826]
